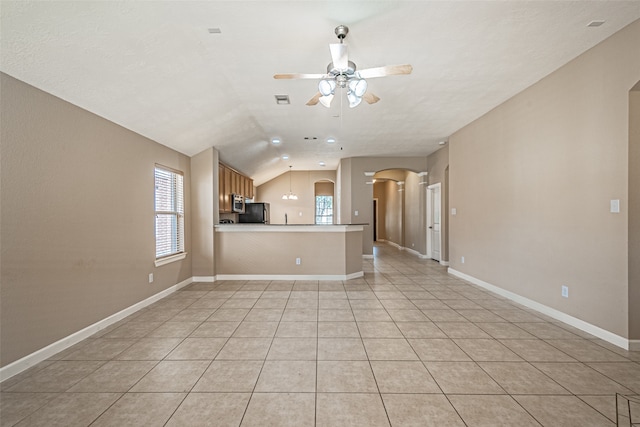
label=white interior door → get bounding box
[427,183,441,261]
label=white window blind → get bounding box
[155,166,184,259]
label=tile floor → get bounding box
[2,244,639,426]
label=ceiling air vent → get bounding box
[275,95,290,105]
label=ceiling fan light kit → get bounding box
[318,79,336,96]
[274,25,412,108]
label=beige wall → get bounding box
[630,86,640,339]
[315,181,334,197]
[384,180,403,246]
[255,170,336,224]
[337,159,351,225]
[376,170,407,245]
[214,227,362,276]
[449,21,639,338]
[403,171,424,253]
[373,182,388,241]
[0,73,192,366]
[427,145,450,261]
[190,147,219,277]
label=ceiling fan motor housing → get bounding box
[334,25,349,41]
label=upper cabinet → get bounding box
[219,163,254,212]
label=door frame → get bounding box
[373,198,379,242]
[426,182,442,260]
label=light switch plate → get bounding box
[451,208,457,215]
[610,200,620,213]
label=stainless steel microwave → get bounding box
[231,193,245,213]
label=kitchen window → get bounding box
[155,165,185,264]
[315,195,333,224]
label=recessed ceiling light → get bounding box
[438,140,447,145]
[271,138,281,145]
[281,154,289,160]
[208,28,222,34]
[275,95,290,105]
[326,138,336,144]
[587,20,605,27]
[319,161,326,167]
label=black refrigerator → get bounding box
[238,202,270,224]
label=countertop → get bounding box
[216,223,368,226]
[214,223,367,232]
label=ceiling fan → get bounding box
[274,25,413,108]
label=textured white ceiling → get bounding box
[2,1,639,184]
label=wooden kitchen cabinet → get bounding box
[223,165,232,212]
[247,177,254,199]
[219,164,226,212]
[218,163,254,212]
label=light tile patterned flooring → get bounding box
[2,244,640,426]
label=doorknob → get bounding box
[428,226,433,229]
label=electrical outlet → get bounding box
[561,285,569,298]
[148,273,154,283]
[296,258,301,265]
[461,256,465,264]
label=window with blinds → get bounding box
[155,165,184,259]
[315,195,333,224]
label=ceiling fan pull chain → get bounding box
[340,86,344,129]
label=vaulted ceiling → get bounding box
[2,1,639,184]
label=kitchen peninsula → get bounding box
[214,224,364,280]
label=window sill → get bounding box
[155,252,187,267]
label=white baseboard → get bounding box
[362,254,374,259]
[192,276,215,282]
[0,277,193,382]
[386,242,433,260]
[630,340,640,352]
[216,272,364,281]
[448,268,631,350]
[440,260,449,266]
[403,247,429,259]
[386,241,403,250]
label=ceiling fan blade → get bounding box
[357,64,413,79]
[363,92,380,104]
[329,43,349,71]
[306,92,322,106]
[274,73,327,80]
